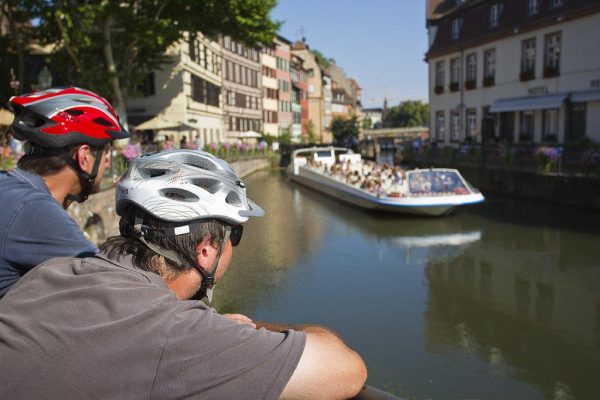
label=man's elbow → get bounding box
[345,350,368,398]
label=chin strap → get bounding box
[121,212,229,303]
[64,147,104,203]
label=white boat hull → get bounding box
[290,166,484,217]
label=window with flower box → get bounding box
[483,49,496,87]
[465,53,477,90]
[435,61,445,94]
[450,57,460,91]
[544,32,561,78]
[521,38,536,81]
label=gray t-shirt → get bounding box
[0,168,98,297]
[0,251,305,399]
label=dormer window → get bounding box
[451,18,463,40]
[528,0,540,15]
[489,3,503,27]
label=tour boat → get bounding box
[288,147,485,216]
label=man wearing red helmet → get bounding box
[0,87,130,297]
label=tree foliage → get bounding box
[330,115,359,147]
[4,0,280,123]
[384,100,429,128]
[311,48,334,69]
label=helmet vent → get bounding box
[191,178,222,194]
[225,191,242,206]
[22,112,46,128]
[159,188,199,202]
[65,109,84,116]
[139,167,168,179]
[93,117,113,127]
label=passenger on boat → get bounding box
[0,150,367,400]
[0,87,129,298]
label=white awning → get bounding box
[136,116,196,131]
[489,93,568,113]
[571,89,600,103]
[0,108,14,126]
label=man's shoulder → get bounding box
[0,169,51,201]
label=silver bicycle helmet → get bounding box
[116,149,264,224]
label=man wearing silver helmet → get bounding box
[0,149,367,399]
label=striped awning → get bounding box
[490,93,568,113]
[571,89,600,103]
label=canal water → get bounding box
[212,168,600,400]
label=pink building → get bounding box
[275,36,293,137]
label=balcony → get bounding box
[520,68,535,81]
[543,65,560,79]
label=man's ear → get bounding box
[194,238,218,272]
[75,145,92,170]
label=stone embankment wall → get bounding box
[68,158,272,243]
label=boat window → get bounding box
[407,171,470,195]
[315,151,332,158]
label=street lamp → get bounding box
[38,66,53,90]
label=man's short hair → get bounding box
[100,205,228,275]
[17,144,106,176]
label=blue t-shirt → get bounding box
[0,169,99,297]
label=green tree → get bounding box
[312,48,334,69]
[24,0,280,126]
[304,120,317,143]
[330,115,359,147]
[384,100,429,128]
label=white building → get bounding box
[427,0,600,145]
[127,32,224,147]
[261,45,279,137]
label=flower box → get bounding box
[543,65,560,78]
[519,69,535,81]
[434,85,444,94]
[464,80,477,90]
[482,76,495,87]
[449,82,459,92]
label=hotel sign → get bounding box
[528,86,548,95]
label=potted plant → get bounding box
[434,85,444,94]
[464,80,476,90]
[449,82,459,92]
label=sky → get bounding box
[271,0,429,109]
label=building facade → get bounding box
[261,45,279,137]
[220,35,262,140]
[427,0,600,145]
[291,54,309,141]
[127,32,223,147]
[275,36,293,139]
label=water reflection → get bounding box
[213,169,600,400]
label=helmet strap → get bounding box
[64,147,104,203]
[128,213,229,303]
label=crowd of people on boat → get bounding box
[307,158,407,197]
[306,157,470,197]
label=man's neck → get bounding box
[41,169,80,209]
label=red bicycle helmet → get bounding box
[9,87,129,148]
